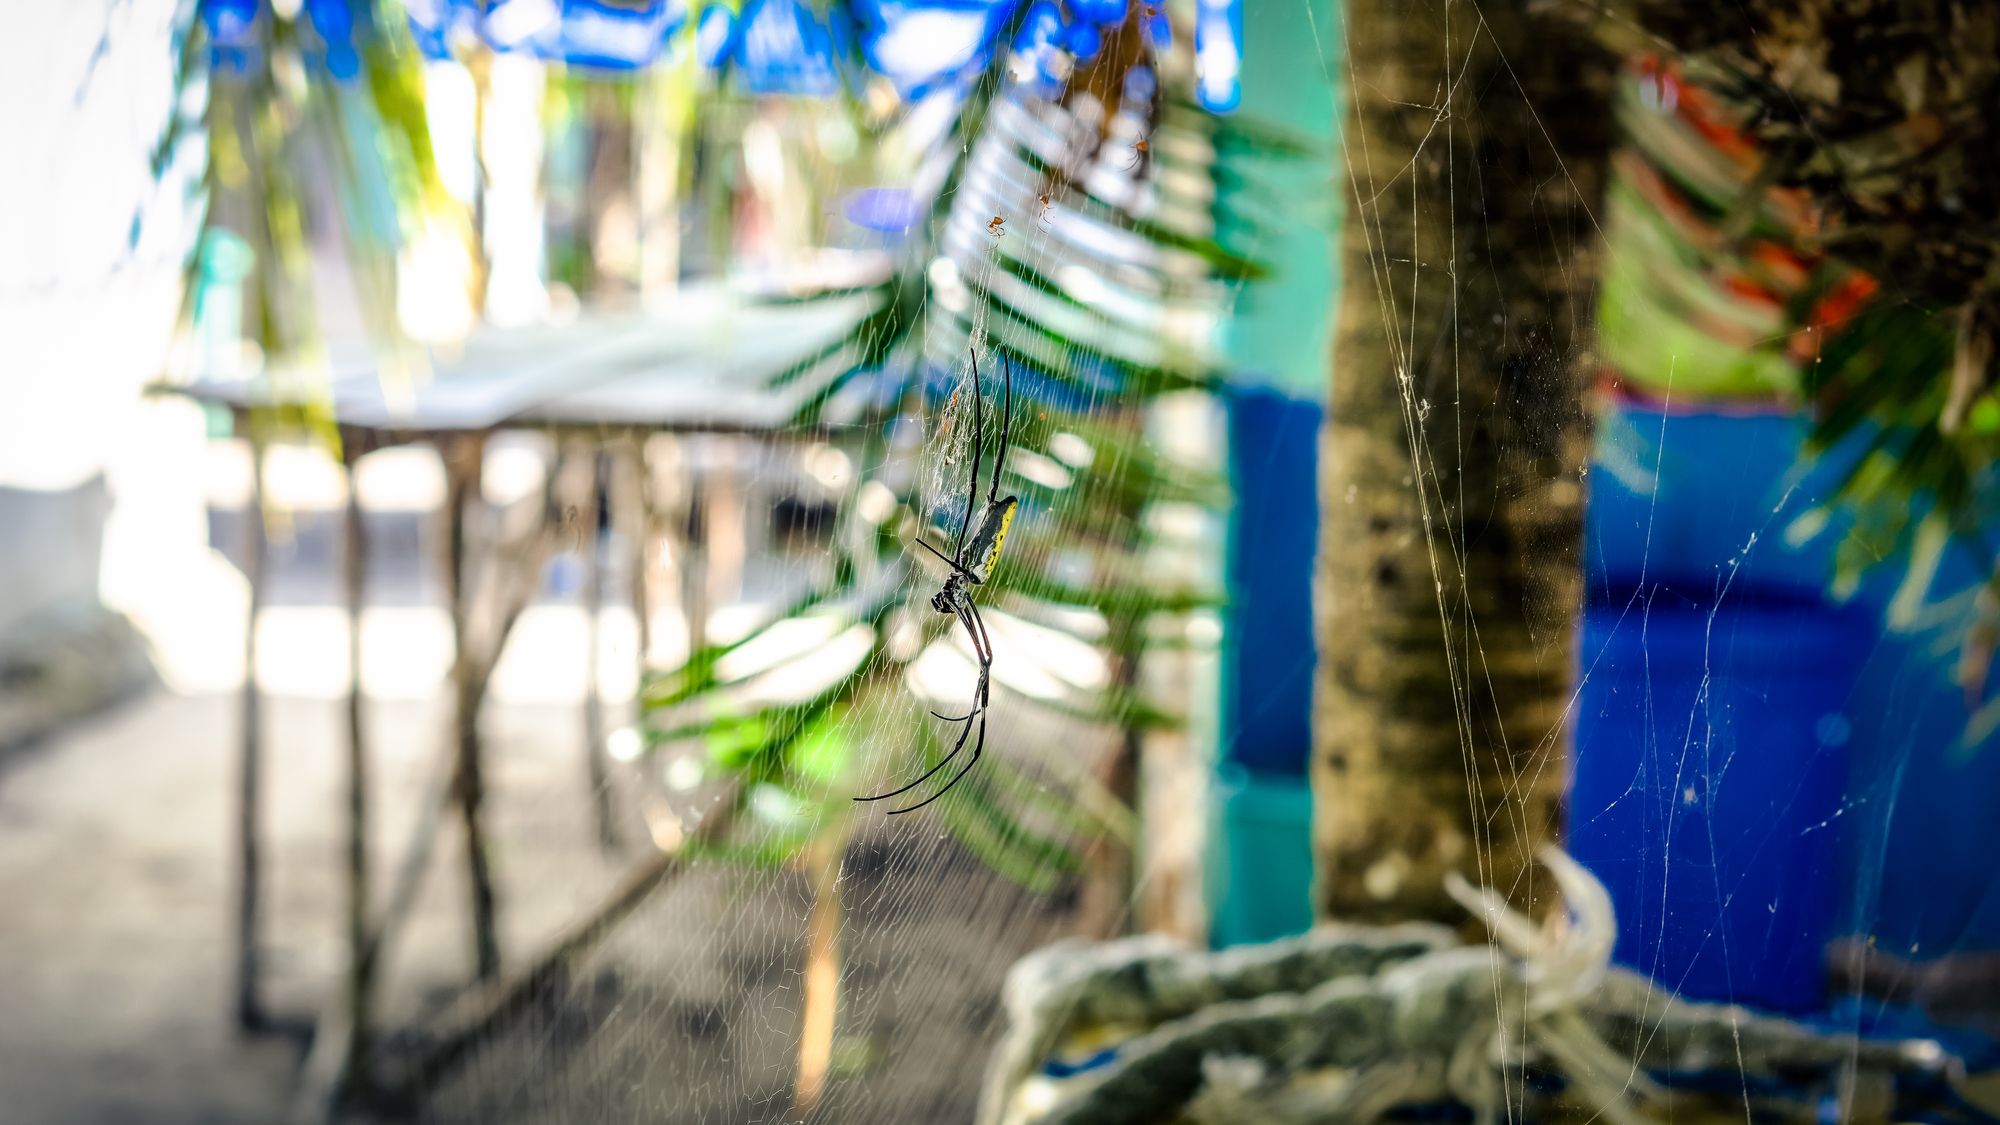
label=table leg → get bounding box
[583,447,617,852]
[792,836,844,1116]
[625,436,654,690]
[235,423,268,1032]
[342,451,374,1085]
[443,435,501,982]
[680,444,709,657]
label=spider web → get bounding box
[402,15,1248,1124]
[1323,4,2000,1125]
[10,2,1996,1123]
[405,5,1999,1122]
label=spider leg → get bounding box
[927,598,994,723]
[889,610,994,810]
[889,610,993,813]
[953,350,985,561]
[854,601,988,805]
[913,535,976,581]
[853,704,976,805]
[886,707,985,815]
[965,598,994,701]
[989,356,1013,506]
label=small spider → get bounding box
[987,214,1006,238]
[857,348,1017,815]
[1035,191,1054,228]
[1125,137,1150,171]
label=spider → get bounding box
[857,349,1018,814]
[987,213,1007,238]
[1125,137,1150,171]
[1035,191,1055,229]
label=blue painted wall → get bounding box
[1207,387,1324,948]
[1219,388,1322,776]
[1577,406,1863,1010]
[1211,392,2000,988]
[1580,400,2000,1006]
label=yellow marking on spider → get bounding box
[984,498,1019,575]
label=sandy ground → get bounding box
[0,449,1105,1123]
[0,686,1080,1124]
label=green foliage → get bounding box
[1594,63,2000,667]
[164,0,459,450]
[1801,300,2000,611]
[161,1,1273,892]
[640,28,1272,888]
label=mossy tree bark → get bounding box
[1314,0,1615,924]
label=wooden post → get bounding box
[624,436,654,685]
[792,837,844,1116]
[341,447,374,1087]
[235,421,268,1032]
[705,438,745,610]
[582,447,618,852]
[680,442,710,658]
[288,447,383,1123]
[442,435,502,981]
[1078,610,1142,940]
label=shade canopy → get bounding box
[179,282,887,437]
[207,0,1241,111]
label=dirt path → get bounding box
[0,689,1080,1123]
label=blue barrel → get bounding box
[1570,592,1867,1011]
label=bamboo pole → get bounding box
[680,441,710,658]
[792,837,845,1116]
[358,744,453,977]
[624,436,654,692]
[620,437,656,847]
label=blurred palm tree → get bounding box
[1313,0,2000,933]
[1590,1,2000,721]
[1312,0,1614,926]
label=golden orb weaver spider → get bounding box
[857,349,1018,814]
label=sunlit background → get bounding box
[7,2,2000,1124]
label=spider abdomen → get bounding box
[966,496,1019,584]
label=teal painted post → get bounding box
[1207,0,1342,946]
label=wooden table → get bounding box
[175,283,884,1107]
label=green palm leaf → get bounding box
[640,16,1275,888]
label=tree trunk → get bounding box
[1314,0,1614,925]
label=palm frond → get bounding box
[640,14,1275,887]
